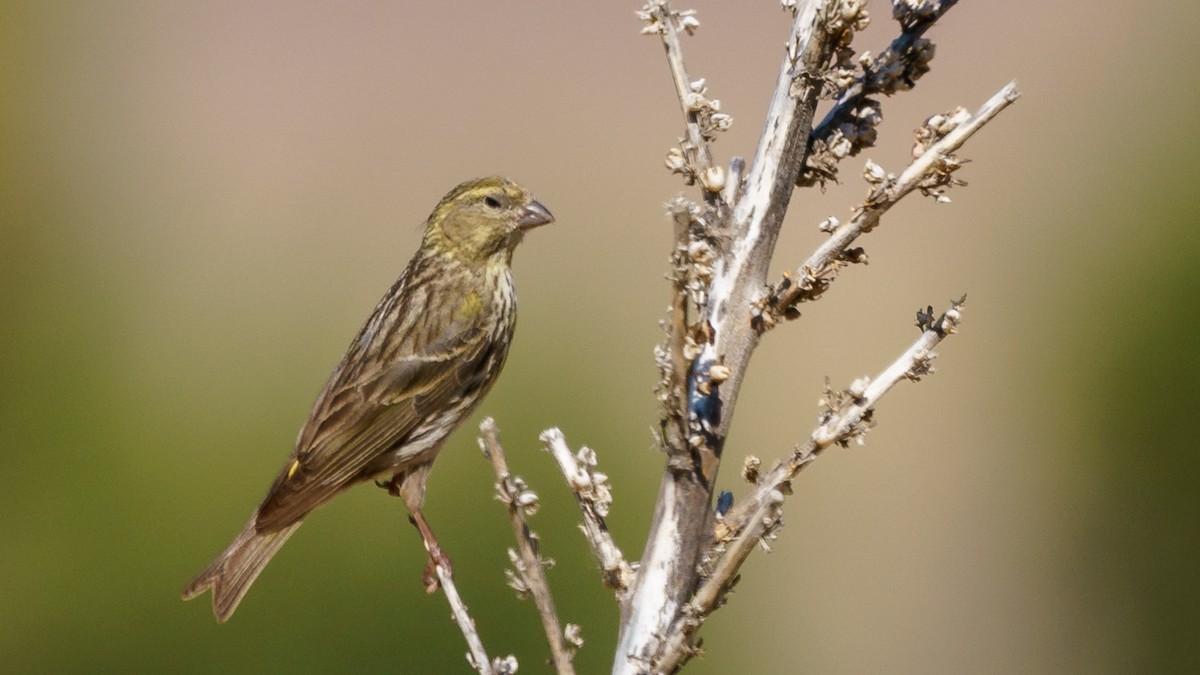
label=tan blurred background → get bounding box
[3,1,1198,673]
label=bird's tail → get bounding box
[182,515,301,622]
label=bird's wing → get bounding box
[253,289,500,532]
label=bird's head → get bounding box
[424,176,554,265]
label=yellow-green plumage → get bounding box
[183,176,553,622]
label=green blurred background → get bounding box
[3,1,1198,673]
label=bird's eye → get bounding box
[484,196,502,209]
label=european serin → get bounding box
[183,176,553,621]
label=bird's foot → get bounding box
[377,475,402,497]
[422,544,453,594]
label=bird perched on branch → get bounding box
[183,176,554,622]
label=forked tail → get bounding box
[182,516,301,622]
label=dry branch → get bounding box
[766,81,1021,319]
[432,558,513,675]
[479,419,577,674]
[653,299,967,672]
[541,428,635,598]
[801,0,960,186]
[618,1,857,669]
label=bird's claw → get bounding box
[377,475,402,497]
[422,545,453,594]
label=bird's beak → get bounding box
[517,199,554,231]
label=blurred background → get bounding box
[3,1,1198,673]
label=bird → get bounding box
[183,176,554,622]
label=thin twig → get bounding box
[434,561,510,675]
[640,0,719,195]
[479,419,577,675]
[663,204,694,462]
[643,0,729,469]
[769,81,1020,315]
[719,299,965,540]
[654,300,966,671]
[541,428,635,599]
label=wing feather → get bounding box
[253,265,505,532]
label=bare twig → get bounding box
[654,299,967,671]
[643,0,732,475]
[638,0,727,194]
[433,561,513,675]
[541,428,635,598]
[479,419,577,675]
[767,81,1020,317]
[718,298,965,542]
[659,199,699,467]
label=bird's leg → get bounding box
[409,509,453,593]
[382,471,452,593]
